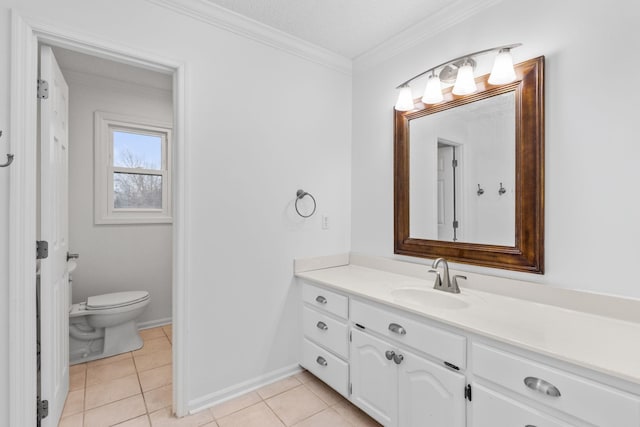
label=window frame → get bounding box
[94,111,173,224]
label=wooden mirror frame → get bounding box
[394,56,544,273]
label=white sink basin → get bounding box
[391,287,469,310]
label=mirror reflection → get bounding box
[409,92,515,246]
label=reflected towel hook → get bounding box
[498,182,506,195]
[0,154,14,168]
[477,184,484,196]
[0,131,14,168]
[295,189,317,218]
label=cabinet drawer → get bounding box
[472,384,573,427]
[351,299,466,369]
[303,306,348,358]
[473,343,640,427]
[302,338,349,397]
[302,282,348,319]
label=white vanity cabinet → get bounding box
[298,278,640,427]
[349,299,467,427]
[300,283,350,396]
[470,343,640,427]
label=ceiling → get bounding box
[202,0,478,59]
[52,46,173,91]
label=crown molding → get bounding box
[354,0,506,72]
[146,0,352,75]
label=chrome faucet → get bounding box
[429,258,466,294]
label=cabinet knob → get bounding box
[388,323,406,335]
[393,353,404,365]
[316,321,328,331]
[385,350,395,361]
[524,377,561,397]
[316,356,328,367]
[315,295,327,304]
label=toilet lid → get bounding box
[87,291,150,310]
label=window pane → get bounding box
[113,131,162,170]
[114,173,162,209]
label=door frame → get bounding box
[9,10,190,425]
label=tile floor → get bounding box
[59,324,380,427]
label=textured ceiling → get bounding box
[202,0,459,58]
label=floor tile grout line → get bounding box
[262,398,288,426]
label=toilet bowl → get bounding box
[69,291,150,365]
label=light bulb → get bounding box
[452,61,477,96]
[395,85,415,111]
[422,73,443,104]
[488,48,516,85]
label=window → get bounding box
[95,112,172,224]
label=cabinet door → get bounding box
[351,329,398,426]
[398,350,466,427]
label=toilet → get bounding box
[69,291,150,365]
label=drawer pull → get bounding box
[524,377,561,397]
[385,350,395,360]
[316,321,328,331]
[315,295,327,304]
[388,323,406,335]
[393,353,404,365]
[316,356,328,366]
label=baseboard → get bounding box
[137,317,172,330]
[188,364,303,414]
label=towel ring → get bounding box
[0,154,14,168]
[295,189,316,218]
[0,130,13,168]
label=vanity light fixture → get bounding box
[422,71,444,104]
[394,43,521,111]
[395,85,415,111]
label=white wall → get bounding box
[463,100,515,245]
[0,9,10,425]
[0,0,351,418]
[352,0,640,299]
[409,113,466,239]
[65,67,173,326]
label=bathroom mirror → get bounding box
[394,56,544,273]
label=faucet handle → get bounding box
[452,275,467,287]
[429,269,442,287]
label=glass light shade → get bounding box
[488,48,516,85]
[452,63,477,95]
[422,74,443,104]
[395,85,415,111]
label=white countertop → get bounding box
[296,264,640,385]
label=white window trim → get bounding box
[94,111,173,224]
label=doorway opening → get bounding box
[9,14,187,427]
[37,45,176,426]
[437,138,464,243]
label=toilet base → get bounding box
[70,320,143,365]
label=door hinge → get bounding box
[37,79,49,99]
[465,384,472,401]
[37,398,49,421]
[452,159,458,168]
[453,220,459,229]
[349,383,352,396]
[349,330,352,342]
[36,241,49,260]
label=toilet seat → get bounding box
[86,291,150,310]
